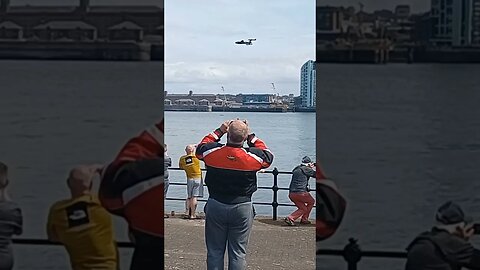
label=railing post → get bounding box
[343,238,362,270]
[272,167,279,220]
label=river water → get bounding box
[317,64,480,269]
[164,111,316,216]
[0,60,163,269]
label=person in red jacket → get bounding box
[316,162,347,242]
[98,120,163,270]
[196,119,273,270]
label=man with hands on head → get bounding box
[196,119,274,270]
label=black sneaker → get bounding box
[284,217,295,226]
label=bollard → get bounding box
[272,167,279,220]
[343,238,362,270]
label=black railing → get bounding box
[12,237,409,269]
[317,238,407,270]
[166,167,316,220]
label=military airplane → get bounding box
[235,38,256,45]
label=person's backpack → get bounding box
[316,165,347,241]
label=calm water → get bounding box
[164,111,316,216]
[317,64,480,270]
[0,60,163,269]
[0,60,316,269]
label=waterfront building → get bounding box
[33,21,97,41]
[165,91,219,105]
[473,0,480,44]
[108,21,144,42]
[0,0,162,43]
[300,60,316,108]
[0,20,22,40]
[430,0,474,46]
[317,6,344,41]
[395,5,411,18]
[241,94,276,105]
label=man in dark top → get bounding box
[284,156,316,226]
[196,119,274,270]
[406,201,480,270]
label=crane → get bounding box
[357,2,365,40]
[271,83,280,104]
[221,86,227,111]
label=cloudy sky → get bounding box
[165,0,315,95]
[318,0,430,13]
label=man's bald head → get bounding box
[227,120,249,145]
[67,165,95,195]
[185,144,196,154]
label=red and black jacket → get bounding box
[99,120,164,237]
[196,128,273,204]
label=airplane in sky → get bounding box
[235,38,256,45]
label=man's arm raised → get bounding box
[196,121,229,160]
[246,133,274,169]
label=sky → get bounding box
[318,0,430,13]
[165,0,315,95]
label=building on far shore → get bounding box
[0,0,162,41]
[164,91,300,112]
[0,0,163,61]
[300,60,316,108]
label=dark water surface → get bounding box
[1,60,163,269]
[317,64,480,269]
[164,111,316,216]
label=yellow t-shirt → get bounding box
[46,195,118,270]
[179,154,202,179]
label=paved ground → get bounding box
[164,213,315,270]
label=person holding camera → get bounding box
[284,156,316,226]
[196,119,274,270]
[405,201,480,270]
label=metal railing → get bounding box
[9,167,318,255]
[166,167,316,220]
[11,237,409,269]
[317,238,407,270]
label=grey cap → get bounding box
[436,201,473,225]
[302,156,312,163]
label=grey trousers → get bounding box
[205,198,254,270]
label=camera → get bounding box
[473,223,480,235]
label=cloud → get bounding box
[165,0,315,94]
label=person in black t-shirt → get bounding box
[406,201,480,270]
